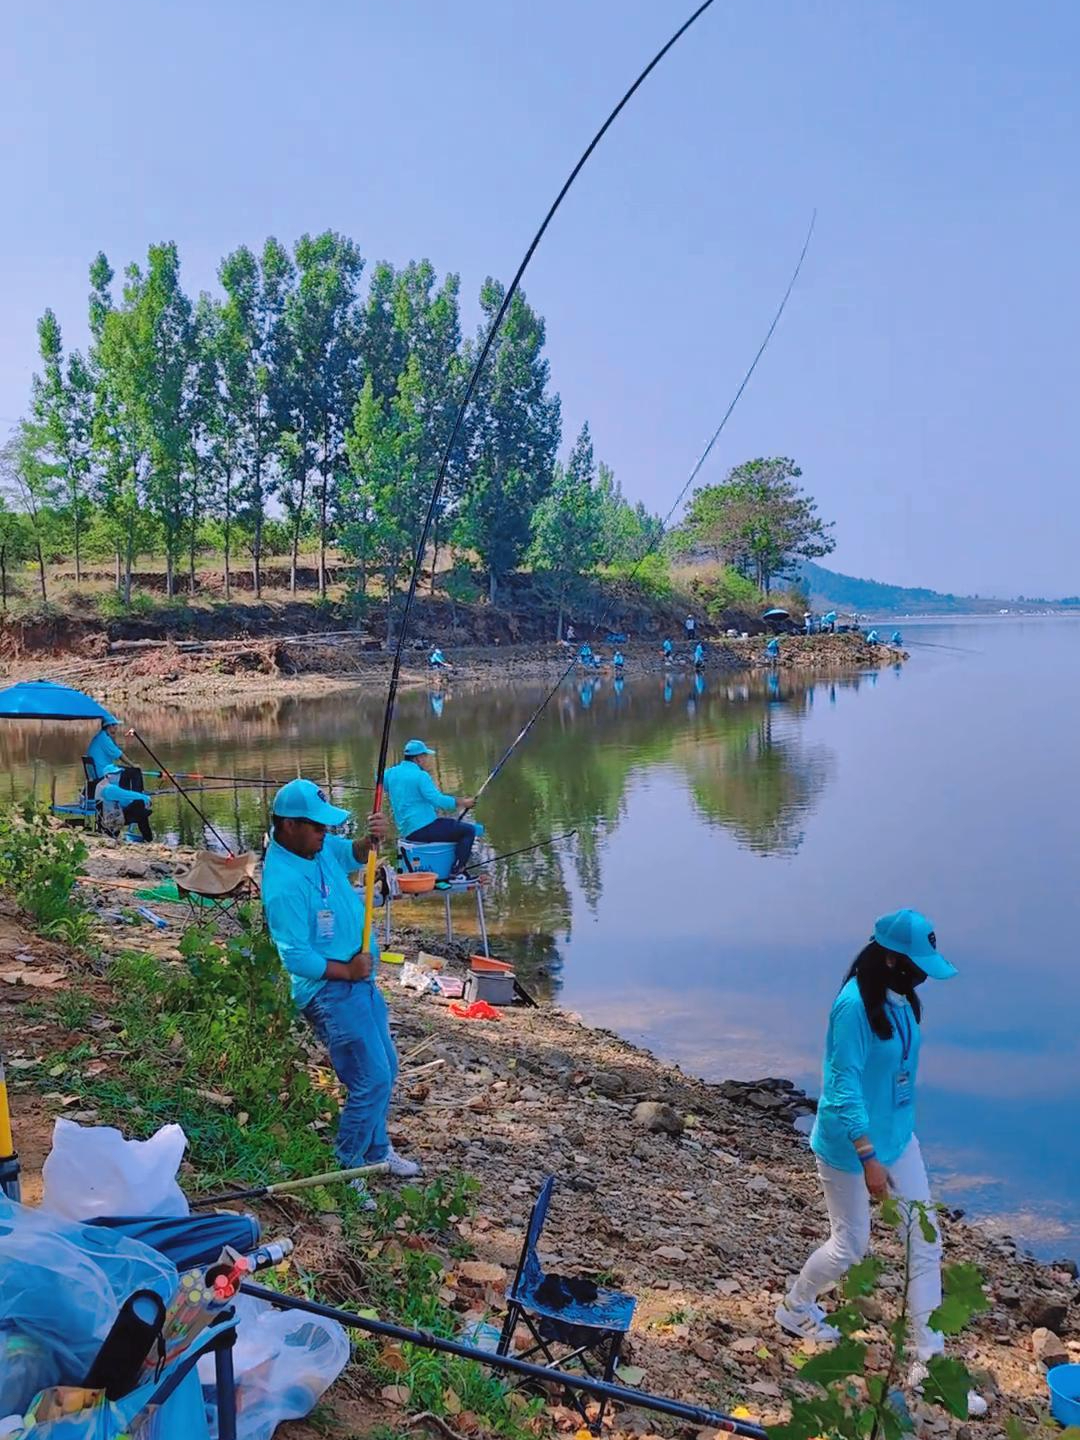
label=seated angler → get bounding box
[94,764,154,842]
[384,740,478,877]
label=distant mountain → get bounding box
[796,562,1002,615]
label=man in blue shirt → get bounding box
[261,778,420,1210]
[384,740,477,876]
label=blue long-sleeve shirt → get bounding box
[384,760,455,839]
[262,834,378,1009]
[811,978,921,1173]
[86,729,123,780]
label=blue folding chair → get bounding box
[497,1177,636,1431]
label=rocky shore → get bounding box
[2,832,1072,1438]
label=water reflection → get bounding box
[0,667,854,976]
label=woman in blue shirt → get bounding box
[776,910,981,1404]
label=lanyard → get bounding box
[890,1002,914,1063]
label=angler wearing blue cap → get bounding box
[261,779,420,1210]
[776,910,985,1415]
[86,717,138,783]
[384,741,477,876]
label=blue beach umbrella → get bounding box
[0,679,117,723]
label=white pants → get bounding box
[790,1136,944,1360]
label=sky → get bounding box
[1,0,1077,597]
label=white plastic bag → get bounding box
[41,1119,188,1220]
[199,1295,349,1440]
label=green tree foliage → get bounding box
[0,499,32,609]
[683,457,835,592]
[0,421,62,601]
[455,281,561,602]
[528,422,603,638]
[32,309,93,583]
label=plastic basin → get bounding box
[1048,1365,1080,1427]
[470,956,513,973]
[397,871,437,895]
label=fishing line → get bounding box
[132,731,232,855]
[459,211,817,818]
[360,0,722,949]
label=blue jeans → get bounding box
[407,816,477,873]
[303,980,398,1167]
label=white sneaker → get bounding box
[909,1361,988,1418]
[385,1146,422,1179]
[349,1177,377,1212]
[775,1296,841,1343]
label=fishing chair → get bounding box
[497,1176,636,1431]
[175,850,259,930]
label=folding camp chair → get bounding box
[497,1176,636,1431]
[175,851,259,930]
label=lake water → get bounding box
[4,616,1078,1259]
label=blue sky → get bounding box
[2,1,1077,596]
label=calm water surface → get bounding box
[4,617,1078,1258]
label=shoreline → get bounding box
[2,830,1074,1435]
[0,632,902,709]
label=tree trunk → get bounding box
[114,549,121,591]
[318,461,329,599]
[123,527,134,606]
[430,522,438,595]
[488,570,497,604]
[253,507,263,599]
[73,506,82,586]
[290,513,302,596]
[165,550,174,599]
[188,528,197,595]
[1,546,7,610]
[556,588,564,642]
[36,542,47,602]
[223,463,233,602]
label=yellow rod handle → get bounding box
[361,847,378,954]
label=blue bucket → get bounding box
[1048,1364,1080,1426]
[400,826,484,881]
[400,841,457,880]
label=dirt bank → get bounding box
[0,632,901,709]
[1,831,1071,1438]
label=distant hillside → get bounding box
[797,562,1000,615]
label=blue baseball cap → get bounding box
[874,909,957,980]
[272,778,349,827]
[403,739,436,757]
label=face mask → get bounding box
[893,957,928,989]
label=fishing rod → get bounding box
[240,1281,766,1439]
[361,0,722,951]
[464,829,577,873]
[132,731,232,855]
[191,1161,390,1209]
[460,211,817,819]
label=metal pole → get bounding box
[239,1282,766,1439]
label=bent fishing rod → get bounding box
[360,0,722,950]
[459,211,816,820]
[241,1280,765,1439]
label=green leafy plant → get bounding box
[0,801,90,942]
[377,1174,481,1236]
[771,1199,988,1440]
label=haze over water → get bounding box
[4,616,1077,1258]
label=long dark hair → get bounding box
[844,940,923,1041]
